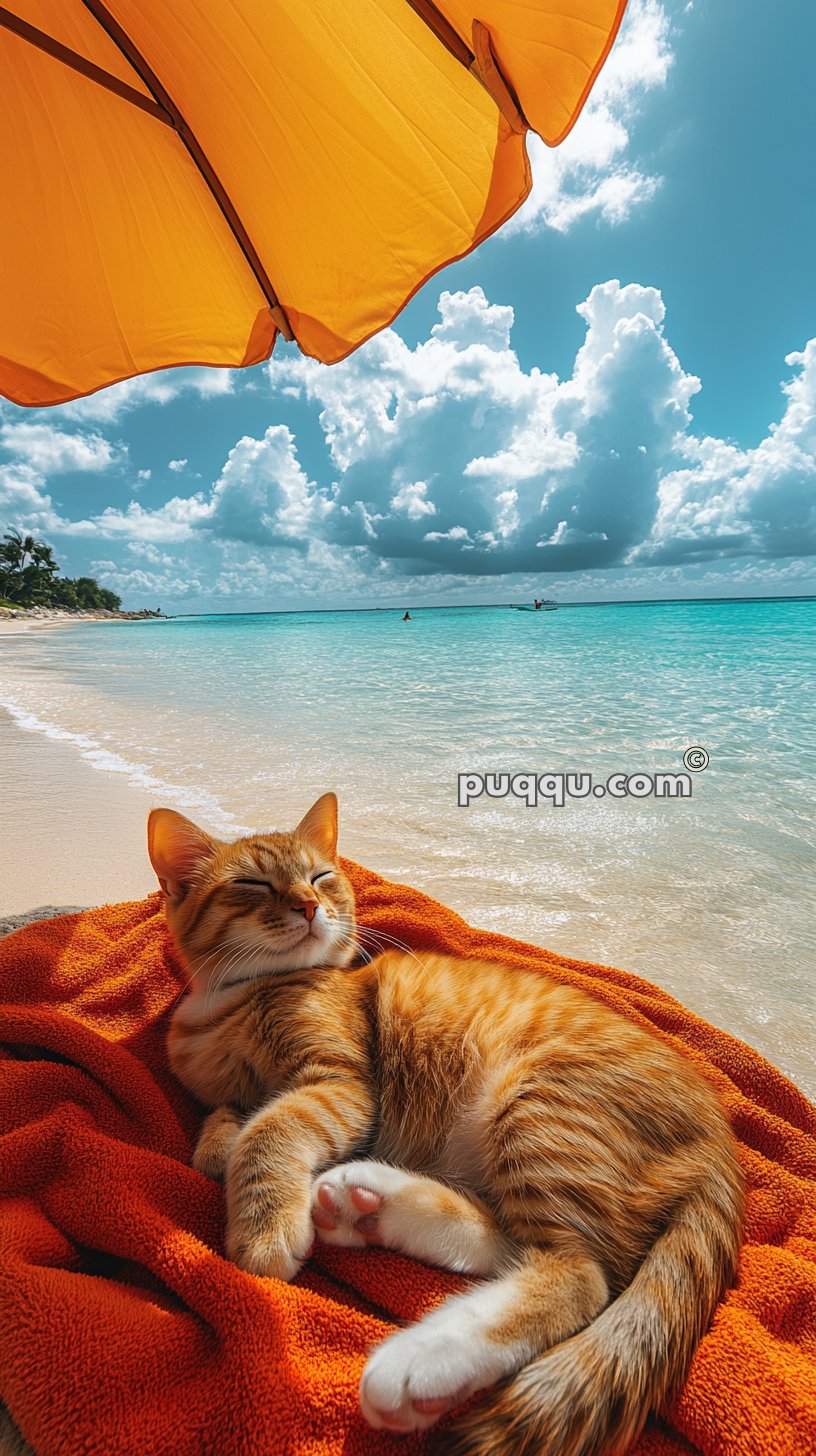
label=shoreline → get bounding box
[0,607,165,635]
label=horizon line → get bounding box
[157,592,816,619]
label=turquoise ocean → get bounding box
[1,597,814,1095]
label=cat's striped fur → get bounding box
[149,794,743,1456]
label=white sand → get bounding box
[0,711,158,913]
[0,615,136,635]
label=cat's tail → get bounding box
[443,1158,743,1456]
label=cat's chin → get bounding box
[227,927,357,983]
[187,925,358,1001]
[282,926,358,971]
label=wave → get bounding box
[0,695,248,836]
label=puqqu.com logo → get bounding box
[458,751,710,807]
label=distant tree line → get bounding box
[0,528,122,610]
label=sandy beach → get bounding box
[0,709,158,915]
[0,615,162,912]
[0,610,158,635]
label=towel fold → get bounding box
[1,861,814,1456]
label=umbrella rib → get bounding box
[404,0,474,68]
[78,0,295,342]
[404,1,527,133]
[0,6,173,125]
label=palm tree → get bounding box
[0,525,120,611]
[0,530,31,598]
[0,529,57,602]
[32,539,58,574]
[1,528,35,572]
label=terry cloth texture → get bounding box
[1,863,815,1456]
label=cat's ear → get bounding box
[147,808,216,903]
[295,792,338,860]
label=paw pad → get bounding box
[310,1166,392,1247]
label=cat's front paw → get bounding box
[192,1107,242,1180]
[310,1161,508,1276]
[225,1183,314,1281]
[226,1209,314,1281]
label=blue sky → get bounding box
[1,0,815,610]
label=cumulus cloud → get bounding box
[206,425,333,546]
[634,339,816,561]
[390,481,436,519]
[38,424,333,553]
[91,563,201,599]
[268,280,700,573]
[511,0,673,233]
[0,460,62,529]
[3,279,814,606]
[55,366,235,424]
[0,421,123,474]
[126,542,175,567]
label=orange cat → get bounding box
[149,793,743,1456]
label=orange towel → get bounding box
[1,861,815,1456]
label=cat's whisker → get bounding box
[353,924,430,976]
[333,929,374,966]
[335,915,413,950]
[210,938,259,993]
[204,935,260,1018]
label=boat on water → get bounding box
[509,600,558,612]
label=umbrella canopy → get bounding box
[1,0,627,407]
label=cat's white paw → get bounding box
[311,1160,509,1276]
[359,1316,507,1432]
[311,1160,415,1250]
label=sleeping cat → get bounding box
[149,793,743,1456]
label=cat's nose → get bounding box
[292,898,317,922]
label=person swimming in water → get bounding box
[403,611,411,621]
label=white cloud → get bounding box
[512,0,673,233]
[92,563,199,598]
[4,279,813,608]
[424,525,471,543]
[126,542,174,567]
[634,338,816,562]
[206,425,333,545]
[268,280,700,573]
[390,481,436,519]
[168,458,188,472]
[52,367,235,424]
[71,494,211,542]
[0,461,61,527]
[0,421,123,474]
[46,424,332,551]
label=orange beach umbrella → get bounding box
[1,1,627,407]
